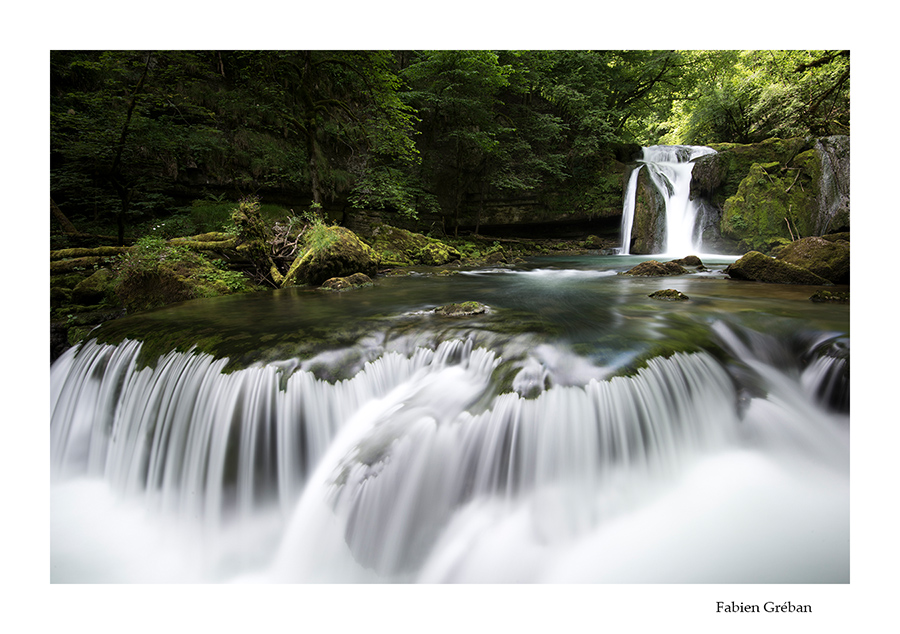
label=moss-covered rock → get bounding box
[282,225,377,286]
[71,268,117,305]
[433,301,488,317]
[720,157,818,253]
[367,225,460,267]
[623,260,688,276]
[724,251,831,285]
[582,234,604,249]
[319,273,373,291]
[416,241,462,266]
[775,236,850,284]
[705,137,815,207]
[670,255,704,267]
[649,289,689,301]
[114,240,249,313]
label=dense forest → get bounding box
[50,50,849,244]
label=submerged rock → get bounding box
[623,260,688,276]
[649,289,690,301]
[775,236,849,284]
[319,273,373,291]
[810,290,849,304]
[433,301,488,317]
[724,251,831,285]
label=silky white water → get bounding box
[50,262,850,584]
[620,145,716,255]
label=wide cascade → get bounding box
[619,145,716,255]
[50,260,850,583]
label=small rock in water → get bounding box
[809,290,849,304]
[433,301,488,317]
[319,273,373,291]
[670,255,704,267]
[649,289,689,301]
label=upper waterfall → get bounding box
[619,145,716,255]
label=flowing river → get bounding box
[50,254,849,583]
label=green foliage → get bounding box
[50,49,849,244]
[662,50,850,144]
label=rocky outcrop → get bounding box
[724,251,831,285]
[689,136,849,254]
[623,260,688,276]
[71,269,117,305]
[775,236,849,284]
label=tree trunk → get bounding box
[307,122,323,208]
[50,198,79,235]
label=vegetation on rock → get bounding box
[649,289,690,301]
[724,251,831,285]
[433,301,488,317]
[810,290,850,304]
[623,260,688,277]
[775,236,849,284]
[282,222,378,287]
[113,236,250,312]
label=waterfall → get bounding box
[50,324,849,583]
[618,165,642,255]
[620,145,715,255]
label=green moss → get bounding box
[113,237,249,313]
[366,225,461,267]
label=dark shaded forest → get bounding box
[50,50,849,245]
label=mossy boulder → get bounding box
[71,268,118,305]
[649,289,689,301]
[582,234,604,249]
[724,251,831,285]
[319,273,373,291]
[623,260,688,276]
[367,225,460,267]
[775,236,849,284]
[282,225,377,286]
[433,301,488,317]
